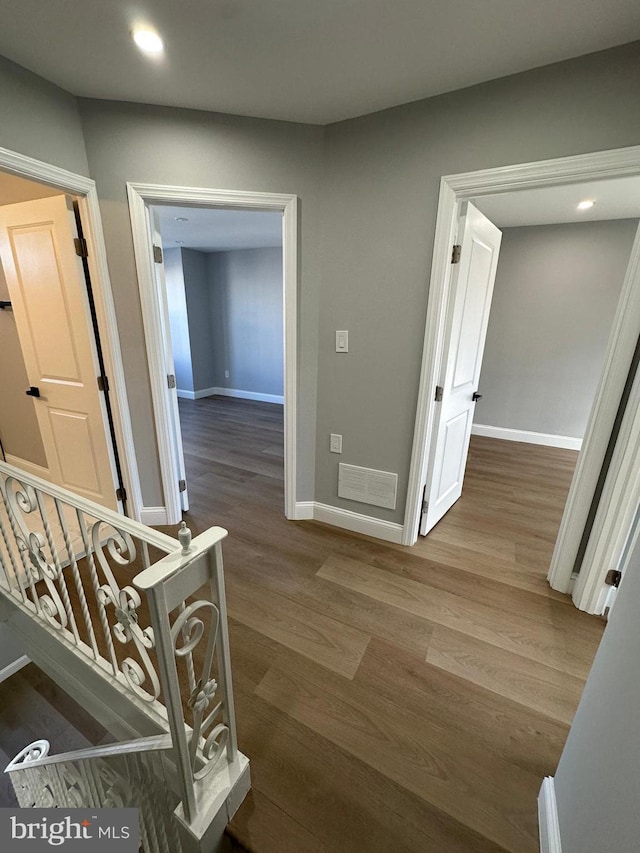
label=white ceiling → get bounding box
[475,176,640,228]
[0,1,638,124]
[152,205,282,252]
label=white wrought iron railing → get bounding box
[0,461,249,852]
[6,737,182,853]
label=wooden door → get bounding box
[420,203,502,535]
[0,195,118,509]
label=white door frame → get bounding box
[404,144,640,605]
[0,145,142,519]
[126,182,298,524]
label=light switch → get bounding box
[330,434,343,453]
[336,330,349,352]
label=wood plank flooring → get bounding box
[165,397,606,852]
[0,396,606,852]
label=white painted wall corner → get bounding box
[538,777,562,853]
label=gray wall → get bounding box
[0,623,25,672]
[209,247,283,396]
[474,220,638,439]
[0,258,47,466]
[71,42,640,517]
[79,100,324,504]
[182,249,217,392]
[0,55,89,176]
[164,247,194,393]
[315,41,640,523]
[553,537,640,852]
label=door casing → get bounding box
[127,182,298,524]
[0,145,142,519]
[405,144,640,611]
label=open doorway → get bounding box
[406,147,640,617]
[127,183,298,526]
[0,170,128,512]
[151,204,285,522]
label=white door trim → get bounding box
[0,145,142,520]
[126,183,298,523]
[404,145,640,603]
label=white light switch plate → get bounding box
[330,434,343,453]
[336,330,348,352]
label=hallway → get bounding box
[166,397,605,852]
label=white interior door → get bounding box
[420,202,502,535]
[149,213,189,512]
[0,195,118,509]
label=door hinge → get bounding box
[74,237,89,258]
[153,245,163,264]
[421,485,428,514]
[97,375,110,392]
[434,385,444,402]
[451,244,462,264]
[605,569,622,588]
[116,486,127,503]
[178,479,187,492]
[167,374,176,389]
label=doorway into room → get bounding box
[127,182,298,528]
[150,204,285,529]
[406,150,640,616]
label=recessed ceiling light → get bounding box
[577,200,595,211]
[132,27,164,55]
[175,240,185,245]
[174,216,189,222]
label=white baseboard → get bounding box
[295,501,404,544]
[176,389,196,400]
[4,454,51,481]
[140,506,169,526]
[472,424,582,451]
[294,501,315,520]
[538,777,562,853]
[184,386,284,405]
[0,654,30,683]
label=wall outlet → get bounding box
[224,370,230,379]
[330,433,343,453]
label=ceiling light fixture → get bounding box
[175,240,185,244]
[577,200,595,211]
[174,216,189,222]
[132,27,164,55]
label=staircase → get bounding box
[0,461,250,852]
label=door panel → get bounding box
[420,203,502,535]
[0,195,117,509]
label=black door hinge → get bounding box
[434,385,444,402]
[605,569,622,588]
[179,479,187,492]
[116,487,127,503]
[74,237,89,258]
[451,244,462,264]
[97,375,110,392]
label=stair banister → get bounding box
[0,461,250,852]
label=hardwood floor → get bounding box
[164,397,606,852]
[0,396,605,852]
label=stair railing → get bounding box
[6,736,182,853]
[0,461,249,851]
